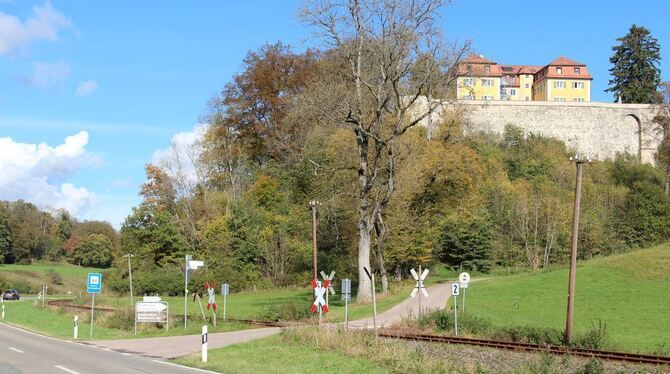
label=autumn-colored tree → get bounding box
[140,164,176,212]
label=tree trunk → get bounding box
[357,219,373,302]
[374,213,389,294]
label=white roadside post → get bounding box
[451,282,460,336]
[341,278,351,329]
[410,266,430,316]
[2,304,4,319]
[73,315,78,339]
[201,325,208,363]
[459,272,470,312]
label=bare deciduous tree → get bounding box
[301,0,467,301]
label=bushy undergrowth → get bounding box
[417,310,610,349]
[258,301,312,321]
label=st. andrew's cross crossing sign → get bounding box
[310,279,329,313]
[410,268,429,298]
[205,282,217,312]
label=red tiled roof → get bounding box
[463,53,497,64]
[547,56,586,66]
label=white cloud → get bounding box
[21,60,70,90]
[152,125,207,190]
[0,1,72,56]
[0,131,97,216]
[75,80,99,97]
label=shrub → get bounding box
[45,269,64,285]
[572,320,609,350]
[258,301,312,321]
[578,359,604,374]
[133,265,183,296]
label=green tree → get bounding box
[72,234,114,268]
[615,181,670,246]
[437,214,493,272]
[0,205,12,263]
[606,24,662,103]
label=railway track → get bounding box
[378,332,670,366]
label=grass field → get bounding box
[465,244,670,353]
[0,262,109,295]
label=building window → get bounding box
[554,97,566,102]
[485,65,490,73]
[510,89,516,95]
[483,95,493,101]
[557,67,562,74]
[482,79,492,87]
[573,97,584,102]
[573,81,584,89]
[466,93,475,100]
[463,78,474,87]
[554,81,565,88]
[525,96,530,101]
[525,83,530,88]
[574,67,581,74]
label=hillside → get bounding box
[0,262,109,295]
[466,243,670,352]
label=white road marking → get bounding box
[8,347,24,353]
[151,359,220,373]
[54,365,81,374]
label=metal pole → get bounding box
[565,158,584,345]
[345,296,348,330]
[90,293,95,337]
[454,294,458,336]
[223,292,227,321]
[462,288,466,312]
[184,255,189,329]
[125,254,134,306]
[418,265,422,316]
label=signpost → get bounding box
[205,282,217,326]
[341,278,351,329]
[310,279,329,325]
[451,282,460,336]
[459,272,470,312]
[221,283,229,321]
[320,270,335,323]
[135,296,169,335]
[410,266,429,316]
[363,267,377,335]
[87,273,102,337]
[184,255,204,329]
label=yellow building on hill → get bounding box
[454,54,592,102]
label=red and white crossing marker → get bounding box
[310,279,329,313]
[205,282,217,312]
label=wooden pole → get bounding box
[565,158,584,344]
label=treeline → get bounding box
[0,200,117,267]
[110,42,670,295]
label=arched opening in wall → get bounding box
[624,114,642,162]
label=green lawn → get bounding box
[174,333,387,374]
[0,261,109,295]
[465,244,670,352]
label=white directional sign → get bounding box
[135,301,169,334]
[451,282,460,296]
[188,260,204,270]
[459,272,470,289]
[410,268,429,298]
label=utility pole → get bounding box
[123,253,135,306]
[565,155,589,345]
[308,201,320,280]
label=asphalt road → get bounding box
[0,323,215,374]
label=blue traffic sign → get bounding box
[87,273,102,294]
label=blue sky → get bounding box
[0,0,668,228]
